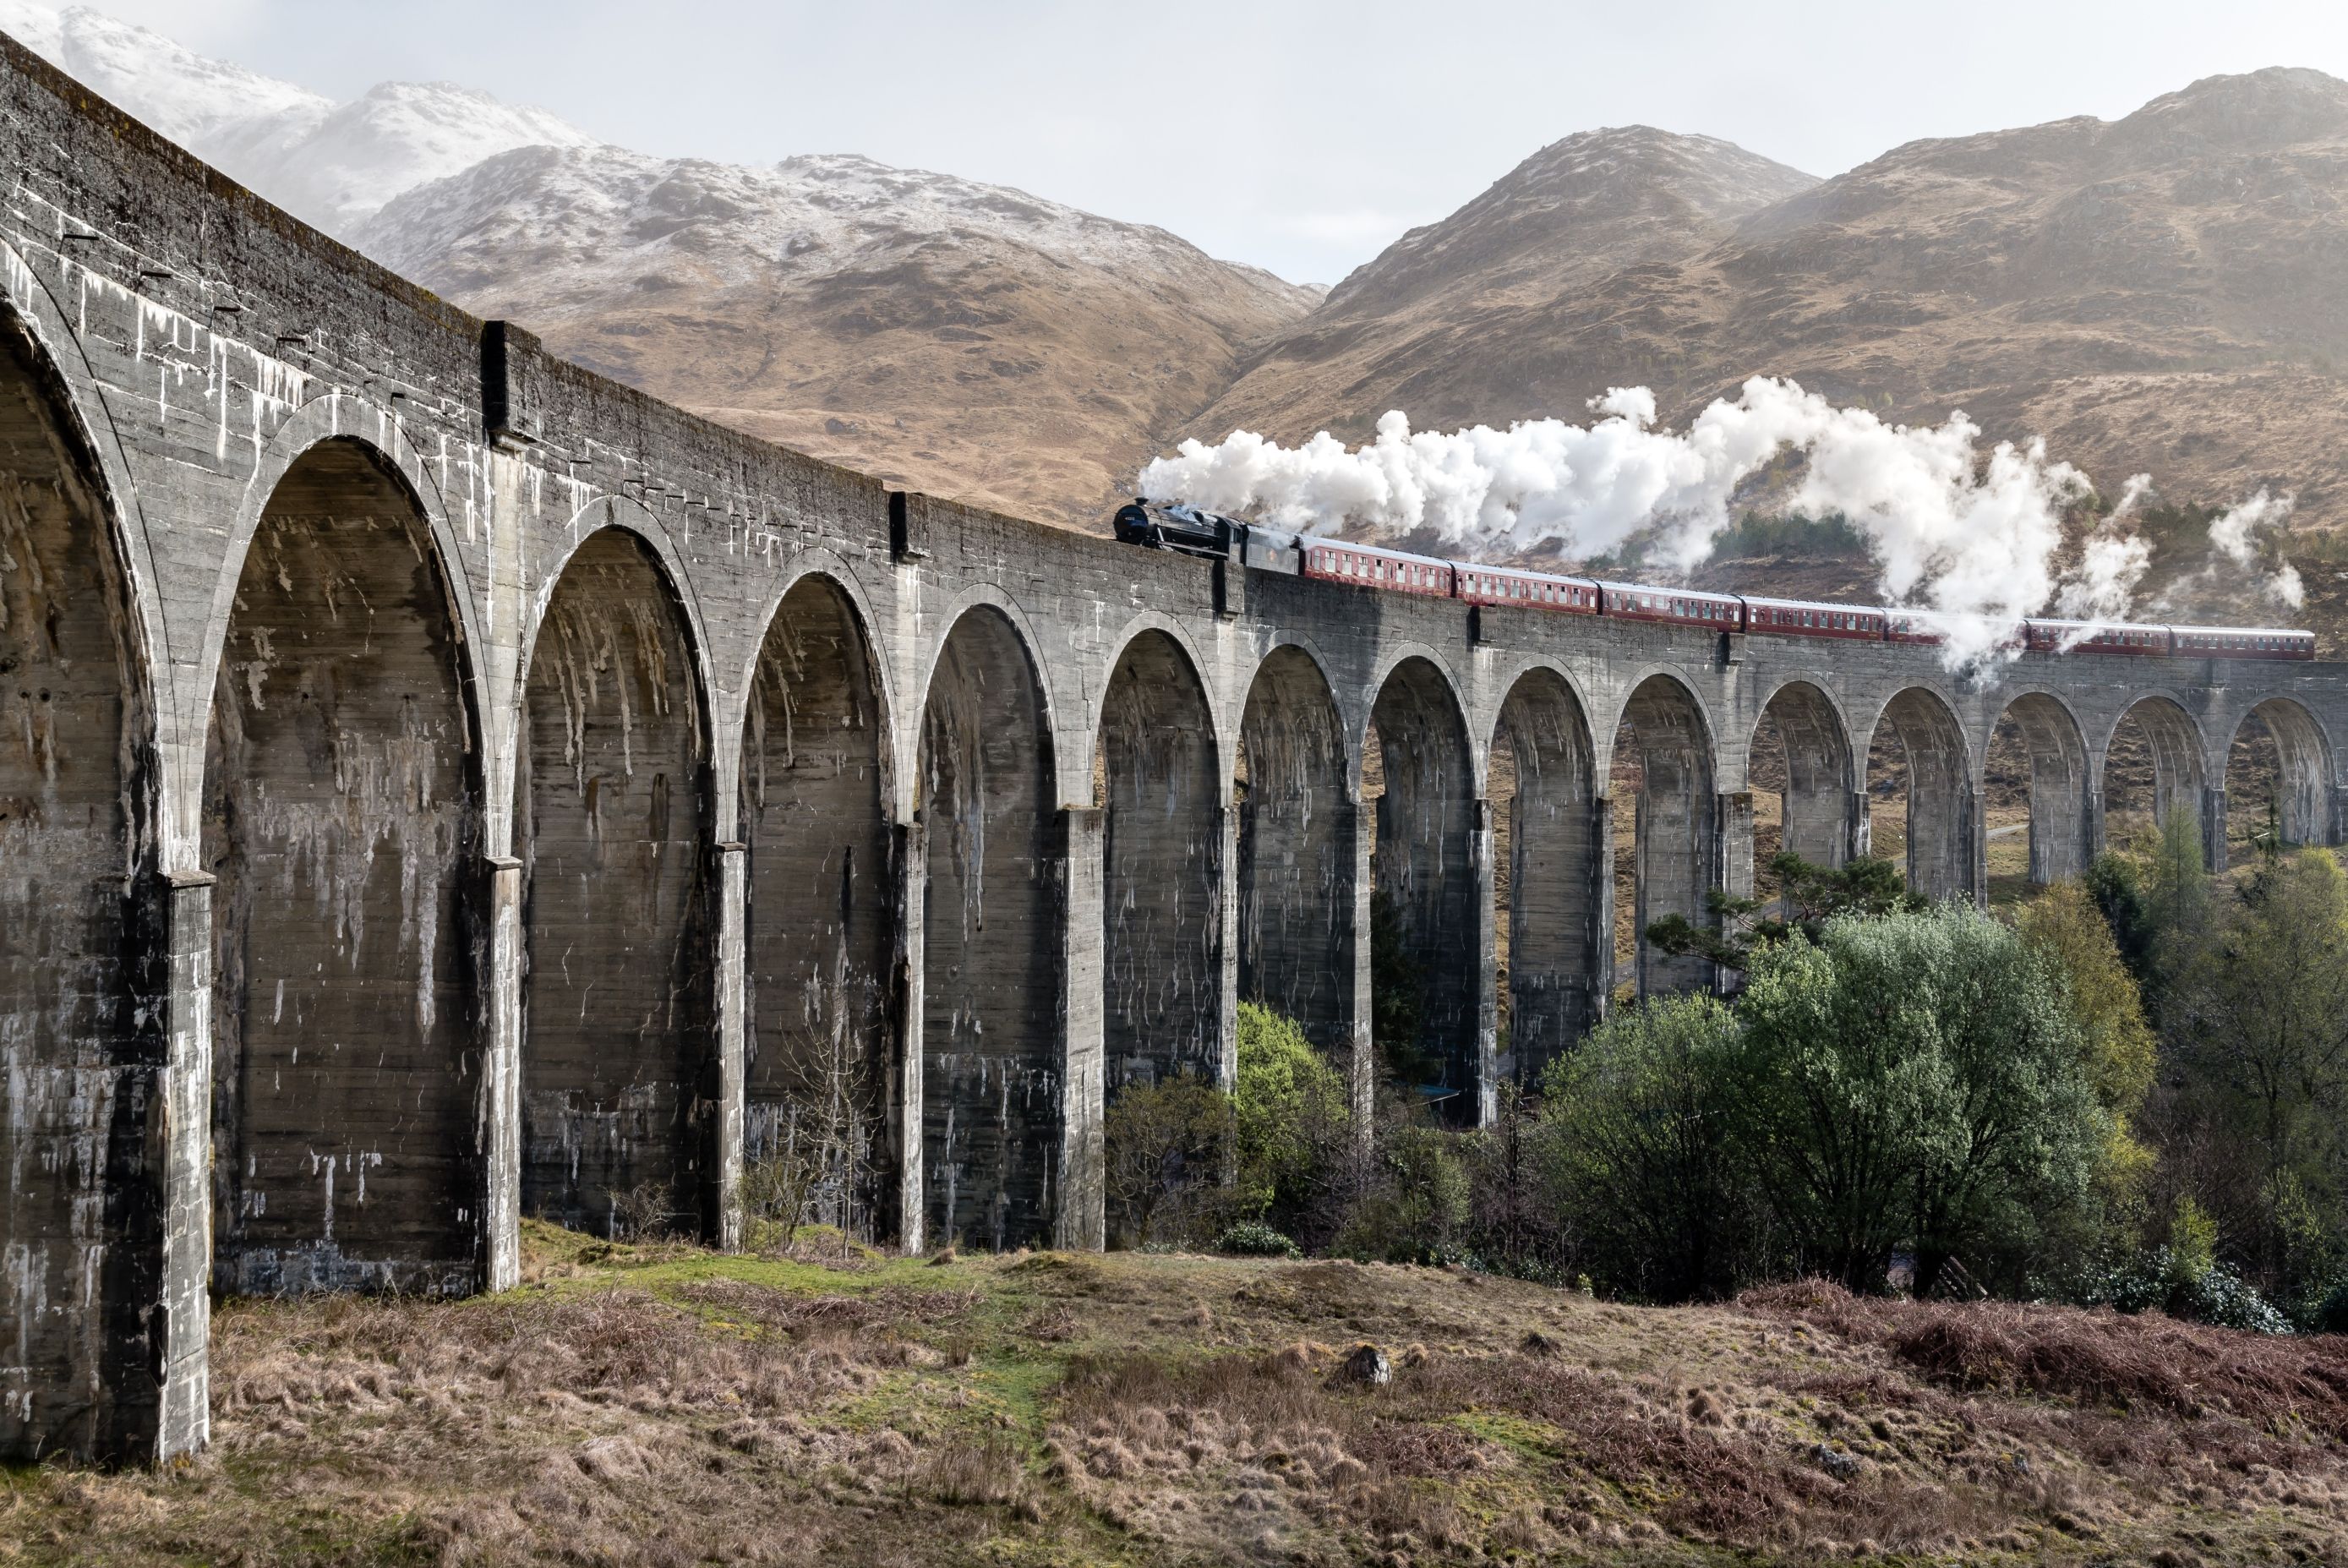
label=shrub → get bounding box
[1214,1221,1301,1259]
[1232,1003,1351,1230]
[1103,1072,1232,1248]
[2081,1245,2293,1336]
[1532,993,1752,1301]
[1334,1121,1469,1264]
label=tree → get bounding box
[1532,993,1753,1300]
[1646,851,1919,975]
[2017,878,2160,1265]
[2164,850,2348,1298]
[2016,880,2156,1120]
[1231,1003,1350,1230]
[1732,904,2107,1295]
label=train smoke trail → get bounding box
[1139,379,2301,668]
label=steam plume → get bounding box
[1139,378,2301,668]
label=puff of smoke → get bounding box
[2209,489,2304,610]
[1140,378,2113,669]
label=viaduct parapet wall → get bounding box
[4,39,2345,1462]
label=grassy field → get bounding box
[10,1225,2348,1565]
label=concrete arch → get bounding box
[1234,642,1356,1058]
[1990,688,2094,886]
[0,288,167,1462]
[2101,693,2209,860]
[739,568,896,1241]
[2225,697,2336,852]
[733,549,899,753]
[1095,628,1224,1105]
[911,581,1066,807]
[918,602,1060,1251]
[518,523,718,1240]
[0,245,169,848]
[197,401,486,772]
[1750,679,1859,871]
[1491,665,1603,1088]
[1859,690,1972,905]
[1612,672,1720,997]
[1592,661,1723,781]
[1866,686,1975,904]
[1366,653,1483,1122]
[1093,609,1226,793]
[1360,638,1476,783]
[516,500,719,816]
[201,434,485,1296]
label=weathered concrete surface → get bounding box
[7,33,2348,1463]
[205,440,481,1296]
[520,527,714,1239]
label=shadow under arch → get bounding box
[1749,679,1857,879]
[1611,673,1718,997]
[918,602,1059,1251]
[1366,653,1481,1123]
[1869,686,1974,904]
[2224,696,2335,857]
[1234,643,1355,1059]
[2101,694,2209,862]
[740,569,896,1242]
[1095,627,1223,1100]
[1990,689,2094,888]
[1491,666,1601,1090]
[0,295,166,1461]
[519,523,718,1242]
[201,434,486,1297]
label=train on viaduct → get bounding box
[5,35,2347,1465]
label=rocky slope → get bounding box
[1195,70,2348,535]
[356,147,1318,524]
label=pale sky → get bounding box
[92,0,2348,286]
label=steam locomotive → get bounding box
[1109,499,2316,660]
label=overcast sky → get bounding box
[90,0,2348,285]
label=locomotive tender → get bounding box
[1111,499,2316,661]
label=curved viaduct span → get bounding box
[5,37,2347,1462]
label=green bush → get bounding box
[1213,1221,1301,1259]
[1532,993,1753,1301]
[1232,1003,1350,1232]
[2085,1247,2292,1336]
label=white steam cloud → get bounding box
[1139,378,2302,669]
[2206,489,2304,609]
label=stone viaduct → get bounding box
[6,37,2348,1464]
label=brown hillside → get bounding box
[1192,68,2348,548]
[358,149,1318,530]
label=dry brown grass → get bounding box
[11,1243,2348,1565]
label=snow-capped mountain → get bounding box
[0,3,593,238]
[0,1,1315,524]
[355,145,1317,524]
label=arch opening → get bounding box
[1869,688,1973,902]
[1367,658,1478,1121]
[2102,697,2207,864]
[1235,647,1351,1052]
[520,528,713,1241]
[1095,631,1220,1097]
[1491,669,1599,1091]
[919,606,1057,1251]
[1748,682,1854,903]
[741,576,893,1242]
[0,316,153,1457]
[2225,700,2330,858]
[1610,676,1717,997]
[203,437,481,1294]
[1987,693,2091,899]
